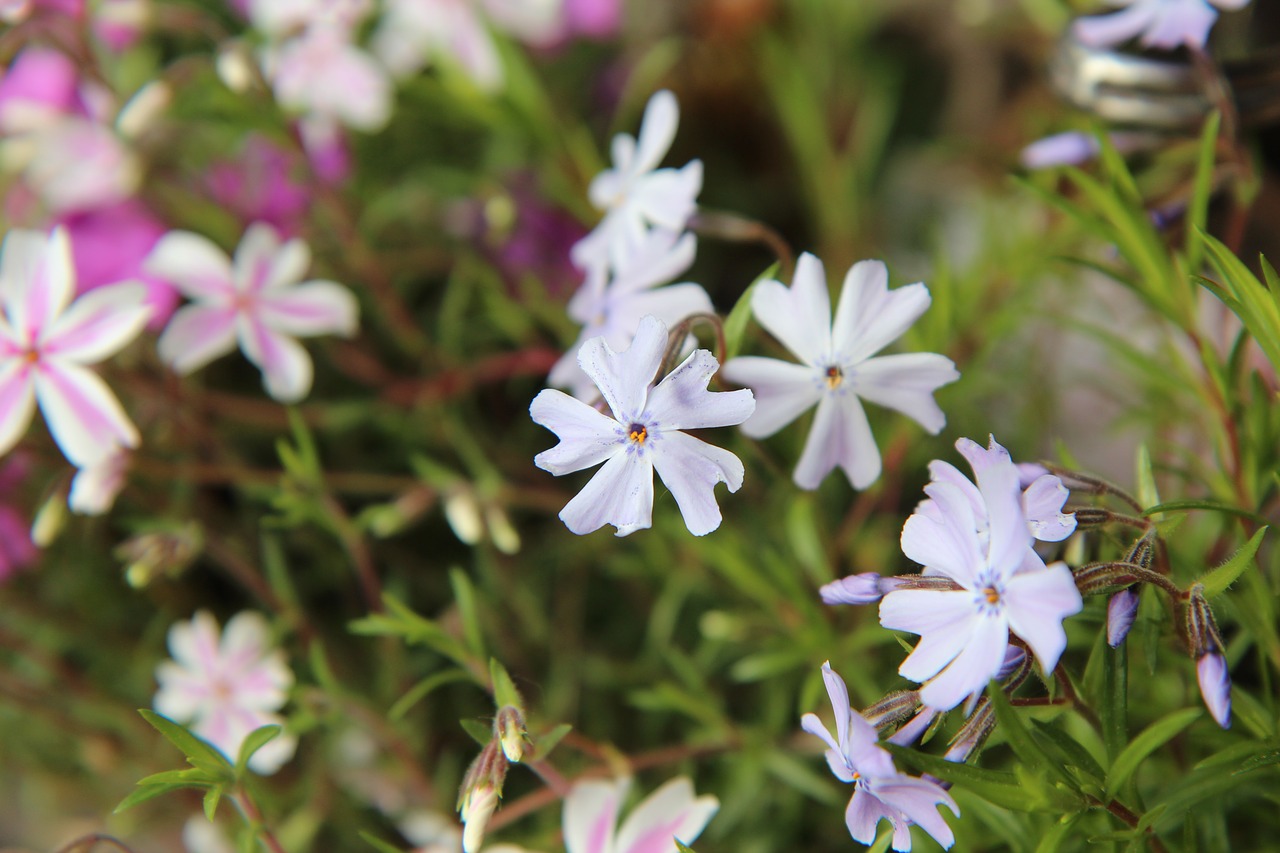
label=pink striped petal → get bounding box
[43,282,151,362]
[233,222,285,293]
[2,228,76,345]
[614,777,719,853]
[33,360,138,467]
[158,304,239,375]
[564,779,627,853]
[144,231,236,301]
[237,316,313,403]
[0,358,36,457]
[255,280,358,337]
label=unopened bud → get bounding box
[460,782,498,853]
[861,690,921,729]
[444,491,484,546]
[1072,561,1139,595]
[820,572,904,606]
[1184,583,1223,658]
[1106,587,1140,648]
[944,700,996,766]
[1196,652,1232,729]
[116,522,203,588]
[117,80,170,139]
[216,44,256,93]
[484,505,520,555]
[31,489,68,547]
[494,705,527,763]
[1071,507,1111,528]
[457,741,508,813]
[1124,535,1155,570]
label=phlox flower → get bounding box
[0,227,150,468]
[574,90,703,276]
[146,222,359,403]
[563,775,719,853]
[1073,0,1249,50]
[154,610,296,775]
[68,447,128,515]
[530,314,754,537]
[721,253,958,490]
[373,0,504,89]
[550,228,712,400]
[802,662,958,851]
[263,22,392,133]
[880,454,1083,712]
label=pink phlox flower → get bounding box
[574,90,703,277]
[530,314,754,537]
[373,0,504,89]
[68,446,128,515]
[563,775,719,853]
[1073,0,1250,50]
[0,455,38,581]
[0,227,150,468]
[880,456,1083,712]
[721,253,959,490]
[802,662,958,851]
[154,610,296,774]
[147,222,359,403]
[206,135,312,235]
[550,229,711,401]
[917,435,1076,546]
[0,47,85,134]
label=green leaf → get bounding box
[1196,527,1267,598]
[460,718,491,746]
[1030,720,1106,789]
[884,744,1030,811]
[987,684,1077,792]
[138,710,235,779]
[203,784,224,821]
[723,263,776,359]
[489,658,523,713]
[359,831,408,853]
[1135,443,1160,513]
[1101,642,1128,761]
[528,722,573,762]
[675,842,698,853]
[115,782,196,814]
[1185,110,1221,273]
[1034,813,1082,853]
[1200,234,1280,369]
[389,669,471,721]
[1140,501,1266,525]
[235,724,282,778]
[451,568,486,658]
[1105,707,1202,798]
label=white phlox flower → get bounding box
[563,776,719,853]
[530,314,754,537]
[146,222,359,403]
[373,0,505,89]
[721,252,958,490]
[1073,0,1250,50]
[154,610,297,775]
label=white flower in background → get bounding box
[1073,0,1250,50]
[373,0,504,89]
[574,90,703,277]
[722,253,958,490]
[261,21,391,132]
[550,229,711,400]
[0,1,30,23]
[68,448,129,515]
[154,610,296,775]
[183,815,236,853]
[563,776,719,853]
[146,222,359,403]
[531,315,754,537]
[0,228,151,468]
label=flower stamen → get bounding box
[984,587,1000,605]
[628,423,648,444]
[824,365,844,389]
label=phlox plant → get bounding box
[1,1,1278,853]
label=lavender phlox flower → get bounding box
[1073,0,1250,51]
[1019,130,1158,170]
[154,610,296,774]
[820,572,907,606]
[803,662,958,851]
[0,227,151,468]
[919,436,1076,545]
[373,0,504,89]
[1107,587,1141,647]
[887,644,1026,749]
[574,90,703,277]
[722,253,958,490]
[881,456,1083,712]
[563,775,719,853]
[146,222,359,403]
[1185,583,1230,728]
[550,228,711,401]
[531,315,754,537]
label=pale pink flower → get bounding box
[154,610,296,775]
[1074,0,1250,50]
[205,135,311,235]
[263,22,392,132]
[563,776,718,853]
[0,48,84,134]
[373,0,504,89]
[68,447,128,515]
[146,222,359,403]
[0,227,150,468]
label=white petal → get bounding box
[143,231,235,301]
[880,590,978,682]
[237,316,314,403]
[630,162,702,231]
[255,280,358,337]
[631,89,679,176]
[1023,474,1076,542]
[0,358,36,457]
[975,458,1033,583]
[558,449,653,537]
[4,227,75,345]
[43,283,151,363]
[614,776,719,853]
[1142,0,1216,48]
[918,614,1008,712]
[651,430,744,536]
[852,353,958,434]
[794,393,880,490]
[750,252,831,366]
[262,237,311,292]
[720,356,822,438]
[233,223,284,293]
[621,283,714,331]
[34,361,138,467]
[157,304,239,375]
[831,262,930,365]
[610,230,697,295]
[900,481,984,585]
[577,314,666,422]
[870,775,958,849]
[530,388,624,475]
[1003,562,1083,673]
[645,349,754,431]
[1073,4,1156,48]
[68,450,128,515]
[563,778,627,853]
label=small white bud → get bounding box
[444,491,484,546]
[116,80,170,140]
[216,45,256,94]
[460,783,498,853]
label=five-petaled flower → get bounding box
[880,449,1083,712]
[146,222,359,403]
[530,314,754,537]
[0,227,151,469]
[154,610,296,775]
[1073,0,1250,51]
[722,252,958,490]
[802,662,959,851]
[563,775,719,853]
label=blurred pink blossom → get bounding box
[206,135,312,232]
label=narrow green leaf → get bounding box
[450,568,486,657]
[138,710,234,779]
[203,784,223,821]
[489,658,523,712]
[528,722,573,762]
[1141,501,1266,525]
[1034,813,1082,853]
[988,683,1077,791]
[1135,443,1160,514]
[1236,748,1280,774]
[886,743,1048,812]
[1105,707,1202,798]
[460,718,491,746]
[1197,527,1267,598]
[675,842,698,853]
[1185,110,1221,273]
[1102,642,1128,761]
[389,670,471,721]
[359,831,408,853]
[1030,719,1106,786]
[115,782,195,814]
[235,724,282,778]
[723,263,776,359]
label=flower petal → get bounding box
[622,282,714,332]
[0,358,36,458]
[880,591,978,683]
[870,775,959,850]
[794,393,880,490]
[530,388,624,475]
[750,252,831,366]
[801,713,843,764]
[1073,3,1156,48]
[645,349,754,431]
[918,613,1008,712]
[143,231,236,301]
[976,458,1034,584]
[630,161,702,231]
[237,316,313,403]
[564,778,628,853]
[43,282,151,362]
[845,787,891,846]
[852,353,958,434]
[720,356,822,439]
[34,361,138,467]
[558,449,653,537]
[650,430,743,536]
[900,481,984,584]
[1022,474,1076,542]
[832,261,931,365]
[577,314,666,422]
[1003,562,1082,673]
[818,661,852,754]
[255,280,358,337]
[614,776,719,853]
[2,227,76,346]
[631,89,679,177]
[158,304,239,375]
[233,223,285,293]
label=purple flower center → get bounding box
[627,422,648,444]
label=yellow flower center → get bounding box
[628,424,648,444]
[825,365,844,389]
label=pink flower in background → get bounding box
[57,200,178,329]
[561,0,620,39]
[1073,0,1250,50]
[264,23,392,133]
[0,227,151,468]
[0,48,84,133]
[563,775,719,853]
[93,0,149,52]
[154,610,296,775]
[206,136,311,234]
[0,455,38,581]
[147,222,359,403]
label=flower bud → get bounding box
[117,80,170,140]
[1184,583,1223,658]
[460,782,498,853]
[444,491,484,546]
[495,705,527,764]
[944,700,996,765]
[116,522,203,588]
[820,572,904,606]
[484,504,521,555]
[1196,652,1232,729]
[216,44,256,93]
[30,488,68,547]
[861,690,921,729]
[1106,587,1140,648]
